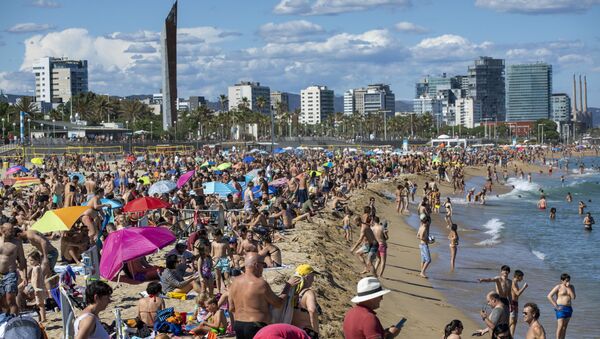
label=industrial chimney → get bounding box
[584,75,588,113]
[579,75,583,116]
[573,74,578,116]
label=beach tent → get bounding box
[99,227,176,281]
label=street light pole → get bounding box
[1,118,4,139]
[52,119,55,138]
[150,121,153,141]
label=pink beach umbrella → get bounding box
[177,170,195,189]
[99,226,176,281]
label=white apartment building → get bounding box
[454,97,480,128]
[343,90,354,115]
[300,85,334,125]
[228,81,271,114]
[32,57,88,104]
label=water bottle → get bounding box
[82,252,92,276]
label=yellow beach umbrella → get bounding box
[31,206,90,233]
[31,158,44,165]
[217,162,232,170]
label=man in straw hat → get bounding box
[343,277,402,338]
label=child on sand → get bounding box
[192,293,209,323]
[27,251,47,322]
[342,208,353,241]
[189,297,228,338]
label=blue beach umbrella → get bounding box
[243,156,255,164]
[166,169,177,175]
[273,147,285,154]
[251,185,277,199]
[83,198,122,210]
[148,180,177,196]
[203,181,238,198]
[68,172,85,182]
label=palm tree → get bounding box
[93,96,114,123]
[119,99,149,129]
[14,96,40,119]
[72,92,96,122]
[219,94,228,113]
[238,97,250,111]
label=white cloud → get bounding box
[247,29,403,62]
[0,71,34,94]
[395,21,427,34]
[506,48,552,58]
[123,43,156,54]
[258,20,325,42]
[274,0,411,15]
[475,0,600,14]
[30,0,61,8]
[105,30,160,43]
[558,54,593,64]
[7,23,54,34]
[411,34,492,61]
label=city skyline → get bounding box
[0,0,599,106]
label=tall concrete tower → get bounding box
[161,1,177,131]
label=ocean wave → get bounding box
[475,218,504,246]
[506,178,541,192]
[532,250,546,260]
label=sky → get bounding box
[0,0,599,106]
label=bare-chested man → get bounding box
[509,270,529,336]
[84,174,97,201]
[371,216,388,278]
[479,265,512,301]
[211,229,230,293]
[51,174,65,208]
[228,253,299,339]
[523,302,546,339]
[238,230,259,256]
[547,273,575,339]
[417,214,431,278]
[0,223,27,315]
[350,206,377,276]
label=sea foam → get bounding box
[532,250,546,260]
[475,218,504,246]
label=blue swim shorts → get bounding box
[555,305,573,319]
[419,243,431,264]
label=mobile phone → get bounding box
[395,317,407,329]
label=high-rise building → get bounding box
[161,1,177,130]
[343,90,355,115]
[413,95,442,116]
[454,97,480,128]
[270,91,289,112]
[228,81,271,114]
[506,63,552,122]
[551,94,571,124]
[32,57,88,104]
[189,96,206,111]
[363,84,395,116]
[345,84,394,116]
[468,56,505,121]
[300,85,334,125]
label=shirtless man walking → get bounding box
[0,223,27,315]
[547,273,575,339]
[523,302,546,339]
[211,229,230,293]
[371,216,388,278]
[350,206,377,276]
[228,253,299,339]
[417,214,432,278]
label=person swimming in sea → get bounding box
[578,201,586,215]
[550,207,556,220]
[583,212,594,231]
[566,192,572,202]
[537,195,547,210]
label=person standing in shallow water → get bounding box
[583,212,594,230]
[547,273,575,339]
[448,223,459,272]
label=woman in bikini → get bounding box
[448,223,459,272]
[291,264,321,339]
[259,236,281,267]
[137,282,165,326]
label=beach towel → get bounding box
[270,288,294,324]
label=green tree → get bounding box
[119,99,150,129]
[219,94,228,113]
[14,96,40,118]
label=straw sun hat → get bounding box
[351,277,391,303]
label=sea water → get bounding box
[403,157,600,338]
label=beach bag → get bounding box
[156,307,174,322]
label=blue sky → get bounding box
[1,0,599,106]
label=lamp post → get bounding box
[40,123,44,139]
[52,119,55,139]
[1,118,4,139]
[537,123,545,145]
[174,121,177,140]
[150,121,153,141]
[27,118,31,144]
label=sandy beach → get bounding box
[28,160,551,338]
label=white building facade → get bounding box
[228,81,271,114]
[454,97,480,128]
[32,57,88,104]
[300,85,334,125]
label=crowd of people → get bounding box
[0,144,592,338]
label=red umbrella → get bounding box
[123,196,170,213]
